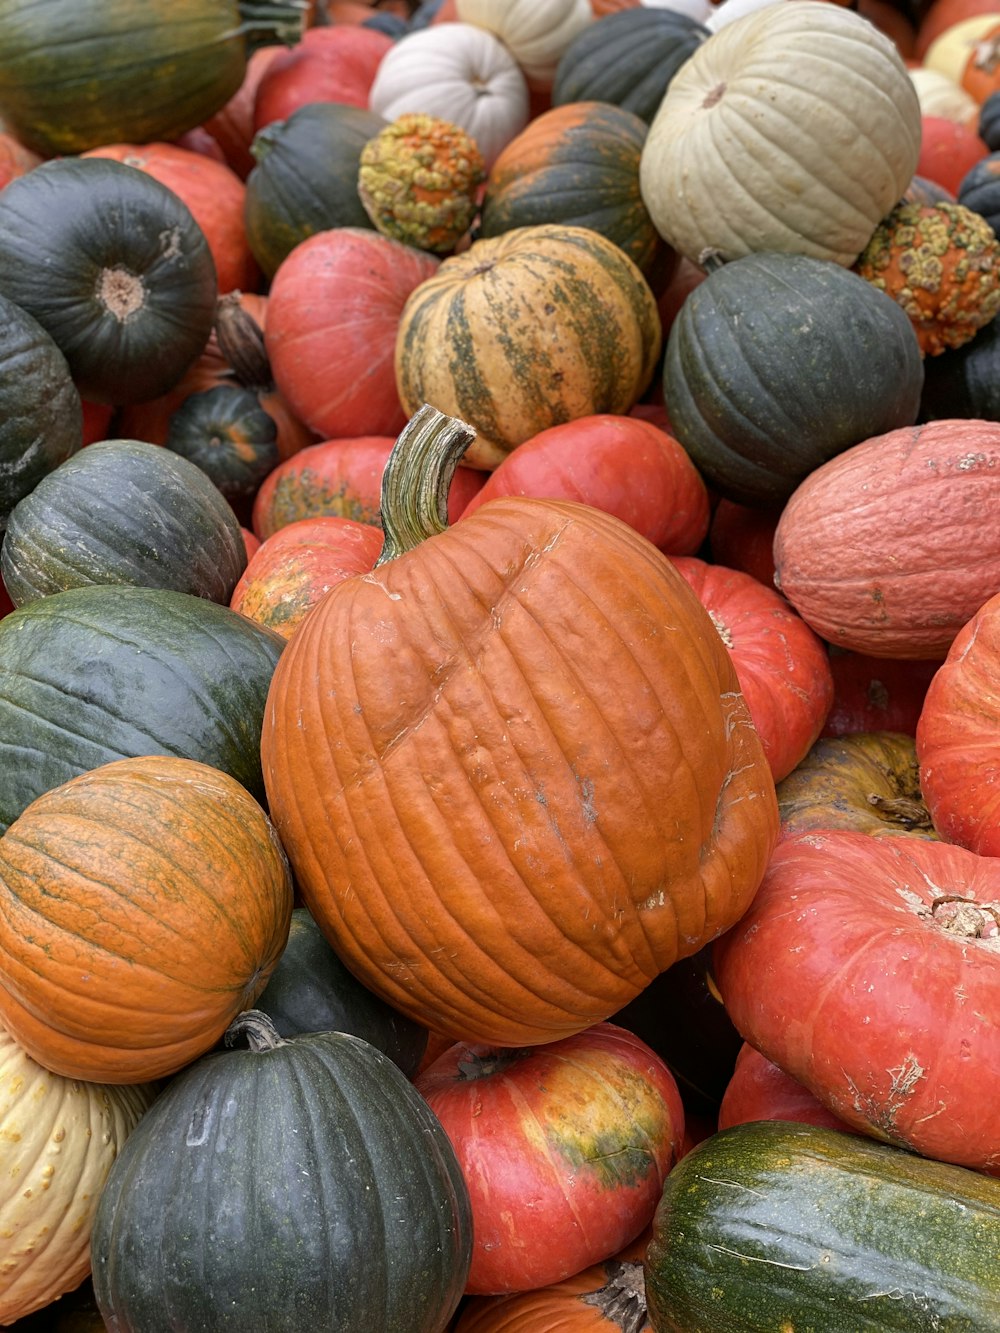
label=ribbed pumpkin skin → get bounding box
[0,756,293,1082]
[0,585,284,832]
[261,498,779,1046]
[244,102,385,278]
[91,1023,473,1330]
[1,439,248,608]
[663,253,924,508]
[639,3,921,268]
[396,225,662,469]
[0,292,82,530]
[772,419,1000,658]
[0,159,218,405]
[0,1020,155,1324]
[552,8,709,124]
[0,0,246,157]
[479,101,669,278]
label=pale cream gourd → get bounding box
[367,23,530,171]
[0,1019,155,1323]
[455,0,593,89]
[923,16,1000,88]
[639,2,922,267]
[908,66,979,128]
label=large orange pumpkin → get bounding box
[261,406,779,1046]
[0,755,293,1083]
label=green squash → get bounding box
[254,907,429,1076]
[0,0,304,157]
[166,385,279,506]
[0,293,82,530]
[1,439,247,608]
[552,8,709,126]
[663,252,925,508]
[958,153,1000,243]
[645,1120,1000,1331]
[91,1011,472,1332]
[0,585,284,831]
[920,309,1000,422]
[0,158,217,405]
[244,102,386,279]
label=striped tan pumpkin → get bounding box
[394,224,662,469]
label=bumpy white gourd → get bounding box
[639,1,922,267]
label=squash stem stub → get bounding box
[376,403,478,567]
[225,1008,286,1052]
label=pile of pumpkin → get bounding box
[2,0,1000,1327]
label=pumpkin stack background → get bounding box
[3,0,1000,1328]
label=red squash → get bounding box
[670,557,833,782]
[265,228,441,442]
[707,499,780,590]
[459,414,709,556]
[416,1023,684,1296]
[80,399,114,447]
[823,650,942,737]
[252,26,394,132]
[915,115,990,195]
[202,45,286,180]
[231,515,384,639]
[917,588,1000,856]
[0,133,41,191]
[82,142,258,294]
[252,434,486,540]
[713,829,1000,1173]
[718,1043,857,1136]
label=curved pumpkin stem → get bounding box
[375,404,477,567]
[225,1009,286,1052]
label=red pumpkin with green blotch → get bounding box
[415,1022,684,1296]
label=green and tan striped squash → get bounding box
[394,224,662,469]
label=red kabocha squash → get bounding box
[458,414,709,556]
[252,24,394,132]
[82,141,258,295]
[454,1234,651,1331]
[252,433,485,539]
[260,406,779,1046]
[265,227,440,441]
[395,224,662,469]
[707,499,779,590]
[231,515,384,639]
[713,828,1000,1173]
[201,45,285,180]
[915,114,990,194]
[917,587,1000,856]
[718,1043,856,1136]
[416,1022,683,1295]
[773,418,1000,660]
[823,650,942,737]
[0,754,293,1084]
[669,557,833,783]
[0,132,41,190]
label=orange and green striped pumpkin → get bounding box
[394,224,662,469]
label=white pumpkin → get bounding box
[0,1019,155,1323]
[368,23,530,171]
[455,0,593,89]
[909,66,980,128]
[639,1,922,267]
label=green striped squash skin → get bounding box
[395,224,662,469]
[0,585,284,832]
[0,0,246,156]
[645,1120,1000,1332]
[1,439,247,608]
[479,101,669,279]
[245,103,385,279]
[0,292,82,528]
[92,1020,473,1331]
[663,253,924,508]
[552,8,709,125]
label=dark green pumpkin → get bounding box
[255,907,428,1076]
[166,385,280,506]
[645,1120,1000,1330]
[1,439,247,608]
[244,103,386,279]
[91,1011,472,1332]
[958,152,1000,237]
[478,100,673,283]
[920,309,1000,422]
[980,90,1000,153]
[0,158,217,405]
[0,0,247,156]
[552,8,709,126]
[0,584,284,831]
[663,252,925,508]
[0,293,82,529]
